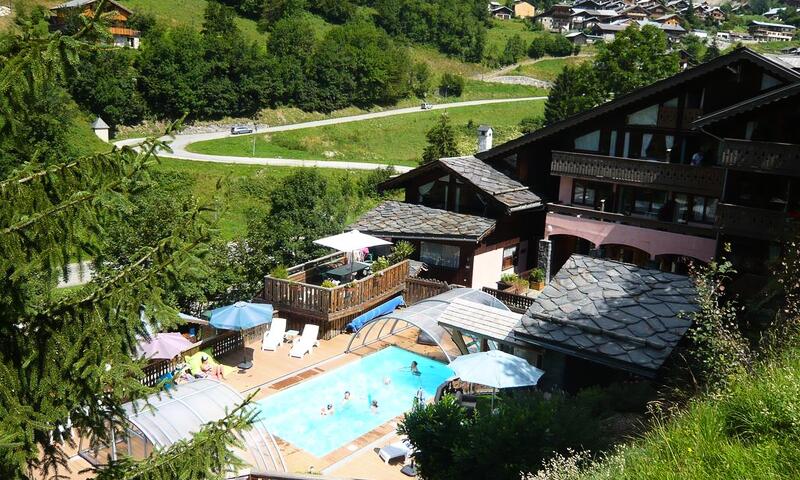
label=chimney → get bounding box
[477,125,493,153]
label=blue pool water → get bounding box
[256,346,454,457]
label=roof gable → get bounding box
[478,48,800,161]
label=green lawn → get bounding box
[124,0,265,44]
[152,157,373,239]
[485,18,548,51]
[186,100,546,167]
[513,56,592,82]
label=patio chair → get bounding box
[378,439,413,464]
[261,317,287,351]
[289,324,319,358]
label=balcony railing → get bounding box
[548,203,717,238]
[551,151,724,197]
[263,260,410,321]
[718,138,800,176]
[715,203,791,241]
[109,26,141,37]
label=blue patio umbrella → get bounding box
[210,301,273,369]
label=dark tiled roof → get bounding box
[350,201,496,242]
[381,156,542,212]
[692,81,800,127]
[515,255,697,376]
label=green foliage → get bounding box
[374,0,487,62]
[528,35,548,58]
[501,33,527,65]
[321,279,337,288]
[544,63,606,125]
[501,272,519,283]
[594,25,680,97]
[309,0,356,24]
[547,34,573,57]
[703,41,721,62]
[259,0,308,31]
[780,7,800,27]
[529,267,545,283]
[270,265,289,279]
[519,115,545,133]
[410,61,433,98]
[681,34,706,65]
[371,256,391,272]
[438,72,465,97]
[389,240,415,263]
[422,113,458,164]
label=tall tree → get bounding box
[0,6,254,478]
[422,113,458,164]
[259,0,307,31]
[544,63,606,125]
[594,24,680,97]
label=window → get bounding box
[573,130,601,151]
[626,104,659,126]
[672,193,718,224]
[609,130,618,157]
[502,245,518,270]
[619,187,667,218]
[640,133,674,161]
[418,175,449,210]
[420,242,460,269]
[761,73,781,91]
[572,180,612,209]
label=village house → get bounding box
[532,4,575,32]
[514,0,536,18]
[488,1,514,19]
[50,0,140,48]
[654,13,682,26]
[749,20,797,42]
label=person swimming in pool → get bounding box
[343,391,351,402]
[409,361,421,376]
[320,404,334,416]
[371,400,379,414]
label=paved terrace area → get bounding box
[58,327,445,480]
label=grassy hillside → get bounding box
[486,18,547,51]
[152,158,374,239]
[187,100,545,167]
[513,56,592,82]
[579,348,800,480]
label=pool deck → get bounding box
[212,328,446,478]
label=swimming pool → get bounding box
[255,346,454,457]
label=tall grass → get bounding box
[580,348,800,480]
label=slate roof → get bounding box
[53,0,132,13]
[381,156,542,212]
[91,117,109,129]
[692,81,800,127]
[349,201,496,242]
[514,254,697,377]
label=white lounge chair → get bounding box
[378,439,413,464]
[289,324,319,358]
[261,317,287,351]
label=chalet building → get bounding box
[645,3,671,18]
[654,13,682,27]
[532,4,574,32]
[488,2,514,19]
[514,0,536,18]
[473,48,800,283]
[351,156,544,289]
[749,21,797,42]
[51,0,139,48]
[591,20,686,41]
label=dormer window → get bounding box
[573,130,601,151]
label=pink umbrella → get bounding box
[136,332,193,360]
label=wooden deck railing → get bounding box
[405,277,451,305]
[715,203,792,241]
[263,260,411,321]
[718,138,800,176]
[551,150,724,197]
[481,287,535,314]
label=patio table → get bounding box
[324,261,369,283]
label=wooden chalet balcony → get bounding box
[551,151,724,197]
[715,203,791,241]
[109,26,140,37]
[263,257,410,322]
[718,138,800,176]
[548,203,717,238]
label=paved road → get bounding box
[115,97,546,172]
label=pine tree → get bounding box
[544,64,606,125]
[422,113,458,164]
[0,3,254,478]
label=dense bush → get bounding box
[529,34,573,59]
[438,72,465,97]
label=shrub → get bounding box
[269,265,289,279]
[529,267,545,283]
[547,35,574,57]
[501,272,519,283]
[513,276,530,293]
[528,36,549,58]
[439,72,465,97]
[371,256,390,272]
[519,116,545,134]
[320,279,337,288]
[389,240,415,263]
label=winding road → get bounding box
[115,97,546,172]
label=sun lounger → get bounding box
[261,317,287,351]
[378,440,412,464]
[289,324,319,358]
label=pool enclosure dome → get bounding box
[121,379,286,474]
[345,287,510,361]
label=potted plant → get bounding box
[320,279,336,288]
[512,276,530,294]
[529,268,546,291]
[498,272,518,291]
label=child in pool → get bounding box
[371,400,379,414]
[320,404,334,416]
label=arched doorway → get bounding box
[600,244,651,267]
[550,234,593,274]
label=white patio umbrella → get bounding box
[448,349,545,409]
[314,230,392,278]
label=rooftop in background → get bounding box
[52,0,132,13]
[350,200,497,243]
[380,155,542,213]
[515,254,697,377]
